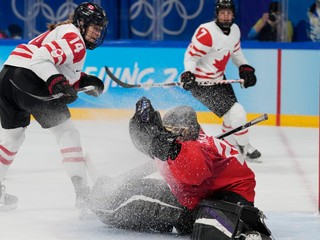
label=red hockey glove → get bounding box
[76,73,104,97]
[239,65,257,88]
[180,71,198,90]
[46,74,77,104]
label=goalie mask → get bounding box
[73,2,108,50]
[163,106,200,141]
[215,0,235,31]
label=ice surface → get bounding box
[0,119,319,239]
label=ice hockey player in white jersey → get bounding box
[0,2,108,211]
[180,0,262,163]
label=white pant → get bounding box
[222,102,249,146]
[0,119,87,186]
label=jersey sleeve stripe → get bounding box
[43,44,57,64]
[192,45,207,55]
[233,46,240,53]
[188,51,202,58]
[10,51,32,59]
[16,44,33,54]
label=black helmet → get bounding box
[73,2,108,50]
[163,106,200,141]
[215,0,235,31]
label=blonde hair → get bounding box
[47,20,73,31]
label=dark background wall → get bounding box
[0,0,315,41]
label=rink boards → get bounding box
[0,41,319,127]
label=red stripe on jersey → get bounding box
[61,147,82,154]
[195,67,214,75]
[195,72,223,80]
[62,157,85,163]
[16,44,33,54]
[0,145,16,156]
[29,30,51,47]
[43,44,58,64]
[194,74,214,79]
[0,156,13,165]
[196,27,212,47]
[233,46,240,52]
[188,51,202,58]
[62,32,85,64]
[10,51,32,59]
[52,41,67,65]
[234,41,240,49]
[192,45,207,55]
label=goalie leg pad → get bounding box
[192,199,273,240]
[192,205,237,240]
[91,178,184,233]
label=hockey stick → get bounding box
[215,114,269,140]
[10,79,95,101]
[105,66,244,88]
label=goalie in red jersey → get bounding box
[128,97,273,240]
[91,96,273,240]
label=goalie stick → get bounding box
[105,66,244,88]
[215,114,269,140]
[10,79,95,101]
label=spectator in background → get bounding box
[247,1,293,42]
[307,0,320,41]
[8,24,23,39]
[0,30,8,39]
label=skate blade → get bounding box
[78,208,96,220]
[0,202,18,211]
[246,156,263,163]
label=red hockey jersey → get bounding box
[157,130,256,210]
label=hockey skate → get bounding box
[71,176,93,219]
[241,231,262,240]
[240,230,274,240]
[0,183,18,211]
[238,144,262,163]
[75,185,91,211]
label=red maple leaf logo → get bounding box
[213,52,230,73]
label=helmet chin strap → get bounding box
[216,20,233,35]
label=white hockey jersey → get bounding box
[184,21,248,81]
[4,23,86,85]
